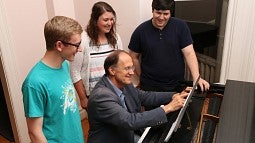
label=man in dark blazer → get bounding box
[87,50,189,143]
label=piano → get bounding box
[140,82,225,143]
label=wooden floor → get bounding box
[0,134,12,143]
[0,119,89,143]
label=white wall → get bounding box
[220,0,255,83]
[4,0,47,82]
[0,0,152,142]
[1,0,48,142]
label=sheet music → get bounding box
[164,75,200,142]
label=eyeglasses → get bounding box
[123,66,135,72]
[60,40,81,49]
[113,65,135,72]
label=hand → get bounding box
[172,87,192,100]
[80,97,88,110]
[197,78,210,92]
[163,91,189,114]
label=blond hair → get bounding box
[44,16,83,50]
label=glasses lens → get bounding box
[124,66,135,71]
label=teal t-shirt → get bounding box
[22,61,84,143]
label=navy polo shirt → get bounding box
[128,17,193,88]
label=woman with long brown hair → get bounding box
[70,1,123,109]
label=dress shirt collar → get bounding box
[106,77,122,97]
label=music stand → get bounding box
[164,75,200,142]
[138,75,200,143]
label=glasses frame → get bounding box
[123,66,135,72]
[113,65,135,72]
[60,40,81,48]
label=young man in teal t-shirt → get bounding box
[22,16,84,143]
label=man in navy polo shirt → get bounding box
[129,0,209,93]
[128,0,210,142]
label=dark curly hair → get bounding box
[152,0,175,15]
